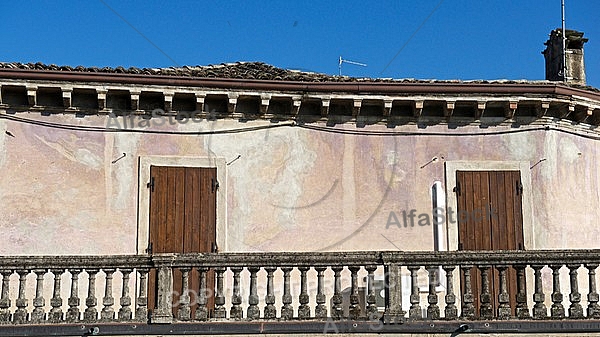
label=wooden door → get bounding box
[456,170,524,317]
[147,166,217,317]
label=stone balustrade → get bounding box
[0,250,600,326]
[0,255,151,325]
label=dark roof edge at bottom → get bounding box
[1,68,600,101]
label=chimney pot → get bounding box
[543,29,588,85]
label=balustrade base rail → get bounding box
[0,250,600,331]
[3,320,600,336]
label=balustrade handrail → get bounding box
[381,249,600,266]
[0,255,152,270]
[1,249,600,269]
[168,251,383,268]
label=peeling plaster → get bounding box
[0,120,6,167]
[559,137,582,163]
[35,134,102,170]
[205,122,316,249]
[111,133,140,210]
[506,132,536,160]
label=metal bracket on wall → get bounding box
[147,177,155,192]
[211,178,219,192]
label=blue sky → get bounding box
[2,1,599,87]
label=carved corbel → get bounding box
[444,100,455,118]
[61,88,73,109]
[321,98,330,116]
[535,101,551,117]
[383,99,393,117]
[195,93,205,113]
[26,86,37,106]
[291,97,302,115]
[475,101,486,119]
[573,105,594,123]
[505,100,518,119]
[164,92,174,112]
[227,94,238,114]
[352,99,362,117]
[130,90,141,111]
[260,94,270,114]
[97,89,107,110]
[413,100,424,117]
[560,103,576,119]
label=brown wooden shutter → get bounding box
[456,170,524,317]
[148,166,217,316]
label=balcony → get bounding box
[0,250,600,335]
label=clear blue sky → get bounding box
[2,1,599,87]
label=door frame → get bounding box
[445,161,534,252]
[137,156,227,254]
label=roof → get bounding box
[0,61,597,91]
[1,60,600,127]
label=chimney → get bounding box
[543,29,588,85]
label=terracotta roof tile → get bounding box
[0,61,598,92]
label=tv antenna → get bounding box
[338,56,367,76]
[561,0,567,82]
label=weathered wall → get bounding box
[0,114,598,255]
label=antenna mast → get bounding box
[561,0,567,82]
[338,56,367,76]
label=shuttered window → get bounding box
[456,170,525,316]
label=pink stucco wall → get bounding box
[1,114,598,255]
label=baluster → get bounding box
[177,268,191,321]
[264,267,277,319]
[195,268,208,321]
[119,268,132,320]
[331,267,343,320]
[66,269,81,322]
[212,267,226,319]
[442,266,457,319]
[247,267,260,320]
[280,267,293,320]
[515,265,530,319]
[550,264,565,318]
[31,269,46,323]
[567,264,583,318]
[229,267,243,320]
[497,266,511,319]
[84,269,99,321]
[408,266,421,319]
[383,263,405,324]
[14,270,29,323]
[298,267,310,319]
[135,268,149,321]
[0,270,11,323]
[48,269,64,323]
[314,267,327,319]
[365,266,377,319]
[426,266,440,319]
[479,265,493,319]
[101,269,115,320]
[531,265,547,319]
[586,264,600,318]
[460,265,475,319]
[349,266,361,319]
[151,256,174,324]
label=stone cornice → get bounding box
[1,75,599,126]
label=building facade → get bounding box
[0,30,599,335]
